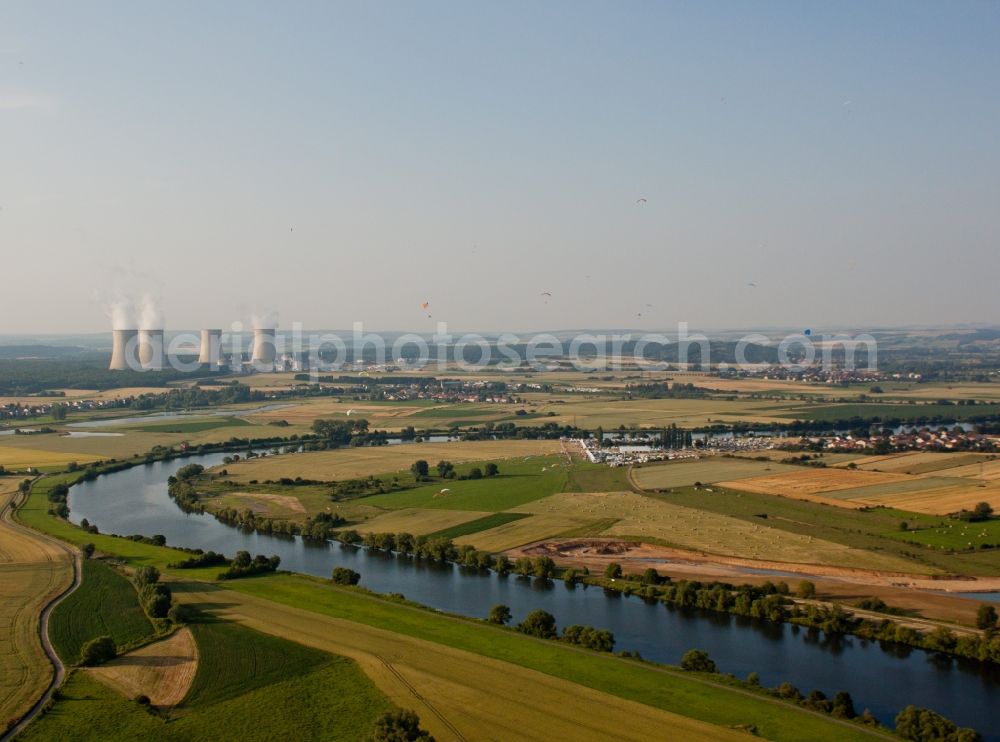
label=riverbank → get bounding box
[512,538,998,626]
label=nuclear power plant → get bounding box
[198,329,223,369]
[108,299,285,372]
[138,328,164,370]
[109,329,139,371]
[251,327,277,368]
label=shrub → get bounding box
[517,610,557,639]
[332,567,361,585]
[369,709,434,741]
[80,636,116,666]
[487,604,511,625]
[680,649,718,673]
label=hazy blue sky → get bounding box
[1,1,998,334]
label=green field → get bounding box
[21,620,392,742]
[49,559,155,664]
[427,511,530,539]
[123,417,253,434]
[884,519,1000,551]
[362,457,568,512]
[184,619,334,707]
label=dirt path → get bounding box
[87,627,199,707]
[0,480,79,741]
[174,582,751,742]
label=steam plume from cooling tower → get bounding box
[251,310,279,330]
[139,294,164,330]
[108,298,137,331]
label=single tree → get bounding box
[332,567,361,585]
[410,460,429,479]
[484,462,499,477]
[369,709,435,742]
[796,580,816,599]
[517,609,557,639]
[604,562,622,579]
[82,543,95,559]
[80,635,116,666]
[488,604,512,625]
[680,649,718,673]
[976,603,998,630]
[533,556,555,578]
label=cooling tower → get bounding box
[198,329,222,368]
[138,329,165,371]
[109,329,139,371]
[251,328,277,366]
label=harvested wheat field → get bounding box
[455,513,594,552]
[517,491,924,572]
[220,440,562,483]
[842,451,989,475]
[631,457,798,490]
[87,627,198,707]
[852,481,1000,515]
[0,479,74,727]
[719,468,911,500]
[353,508,483,536]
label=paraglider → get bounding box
[540,291,552,304]
[747,282,757,288]
[636,198,647,205]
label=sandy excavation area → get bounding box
[87,627,198,707]
[513,538,1000,594]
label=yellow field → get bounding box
[843,451,989,475]
[516,491,926,572]
[849,481,1000,515]
[87,627,198,707]
[0,445,102,470]
[220,440,562,483]
[525,397,807,429]
[718,468,910,499]
[723,452,1000,514]
[353,508,483,536]
[0,432,179,468]
[455,513,593,552]
[0,479,74,727]
[177,582,745,742]
[631,457,798,490]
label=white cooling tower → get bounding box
[198,329,222,368]
[251,328,277,367]
[138,329,165,371]
[109,329,139,371]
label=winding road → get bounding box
[0,482,81,742]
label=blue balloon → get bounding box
[804,328,812,336]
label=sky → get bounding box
[1,1,998,335]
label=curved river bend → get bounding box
[67,452,1000,738]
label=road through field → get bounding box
[0,479,77,738]
[175,583,747,742]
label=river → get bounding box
[67,451,1000,738]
